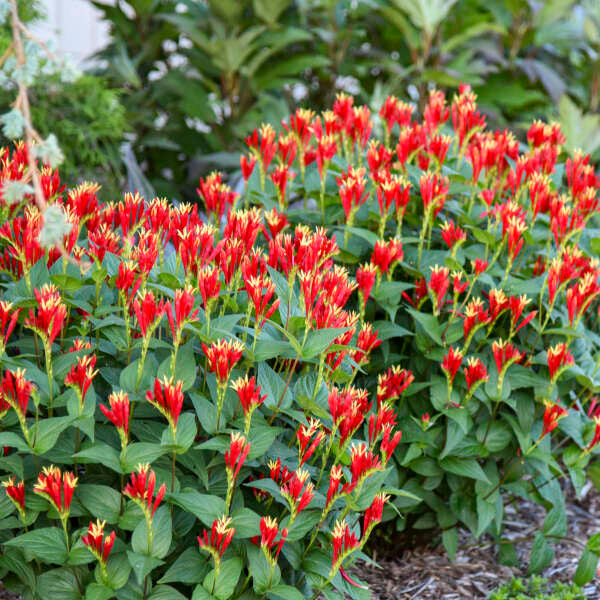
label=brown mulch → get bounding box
[353,481,600,599]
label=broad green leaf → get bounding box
[439,457,490,483]
[78,484,122,524]
[6,527,68,564]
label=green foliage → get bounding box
[489,576,585,600]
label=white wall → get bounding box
[31,0,112,65]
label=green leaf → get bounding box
[203,557,243,600]
[37,568,81,600]
[157,340,197,390]
[574,548,599,585]
[32,416,74,454]
[268,585,305,600]
[542,507,567,537]
[406,308,443,346]
[122,442,167,472]
[170,490,226,526]
[439,457,490,483]
[248,545,280,594]
[85,583,114,600]
[302,327,349,359]
[231,507,261,539]
[120,354,159,394]
[6,527,68,564]
[74,443,123,474]
[529,532,554,574]
[127,551,164,585]
[442,527,458,562]
[161,412,197,454]
[78,484,122,524]
[149,585,189,600]
[159,547,208,584]
[257,362,291,411]
[132,505,172,559]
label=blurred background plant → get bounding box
[0,0,128,199]
[86,0,600,202]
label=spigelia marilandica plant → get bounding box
[0,142,405,599]
[235,85,600,581]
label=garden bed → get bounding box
[354,485,600,599]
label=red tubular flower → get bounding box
[332,519,360,567]
[508,295,536,334]
[277,133,298,167]
[316,135,337,178]
[259,517,287,562]
[99,391,130,447]
[350,443,382,485]
[452,272,468,297]
[428,265,450,313]
[243,274,280,330]
[488,288,509,322]
[33,465,78,516]
[472,258,488,276]
[464,357,488,391]
[371,239,403,275]
[225,432,250,481]
[268,458,293,486]
[377,366,414,405]
[240,153,257,181]
[566,272,600,327]
[379,425,402,464]
[368,402,396,445]
[262,208,289,240]
[146,377,184,434]
[462,298,490,344]
[25,284,67,345]
[420,172,449,217]
[441,220,466,250]
[0,300,20,353]
[231,375,266,430]
[356,263,377,307]
[492,339,524,376]
[541,401,567,438]
[117,191,145,236]
[547,343,574,382]
[132,290,166,338]
[123,464,166,519]
[198,516,235,563]
[0,368,32,423]
[197,172,239,221]
[67,182,100,222]
[363,492,389,535]
[64,355,98,407]
[132,230,159,275]
[326,465,344,507]
[424,89,449,132]
[587,416,600,452]
[280,469,314,518]
[166,286,199,340]
[115,261,141,304]
[270,166,296,207]
[246,123,277,171]
[421,413,431,430]
[202,339,244,386]
[2,476,25,518]
[196,265,221,309]
[338,167,369,221]
[441,347,463,383]
[352,323,382,366]
[296,418,324,466]
[82,519,116,566]
[328,385,371,444]
[505,215,526,261]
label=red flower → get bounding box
[198,516,235,562]
[197,172,239,221]
[377,366,414,405]
[231,375,266,428]
[379,425,402,464]
[541,401,567,438]
[196,265,221,309]
[352,323,382,366]
[441,220,466,250]
[371,239,403,275]
[0,300,20,352]
[245,124,277,171]
[350,443,382,485]
[566,272,600,327]
[123,464,166,519]
[316,135,337,178]
[428,265,450,312]
[2,476,25,518]
[82,519,116,565]
[64,355,98,406]
[240,153,256,181]
[115,261,141,303]
[587,416,600,452]
[420,172,449,217]
[463,298,490,344]
[332,519,360,567]
[33,465,77,516]
[0,368,32,422]
[270,166,296,206]
[547,343,574,382]
[243,274,280,330]
[338,167,369,221]
[356,263,377,307]
[259,516,287,562]
[328,385,371,444]
[146,377,184,433]
[269,458,293,486]
[464,357,488,391]
[492,339,523,376]
[132,290,166,338]
[99,391,130,447]
[166,286,199,340]
[363,492,389,534]
[225,432,250,482]
[472,258,488,276]
[296,418,324,466]
[441,347,463,383]
[379,95,413,133]
[202,339,244,385]
[262,208,288,240]
[508,295,536,334]
[326,465,354,507]
[280,469,314,518]
[25,284,67,345]
[488,288,509,322]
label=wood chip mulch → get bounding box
[353,481,600,599]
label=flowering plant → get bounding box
[236,87,600,581]
[0,143,404,599]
